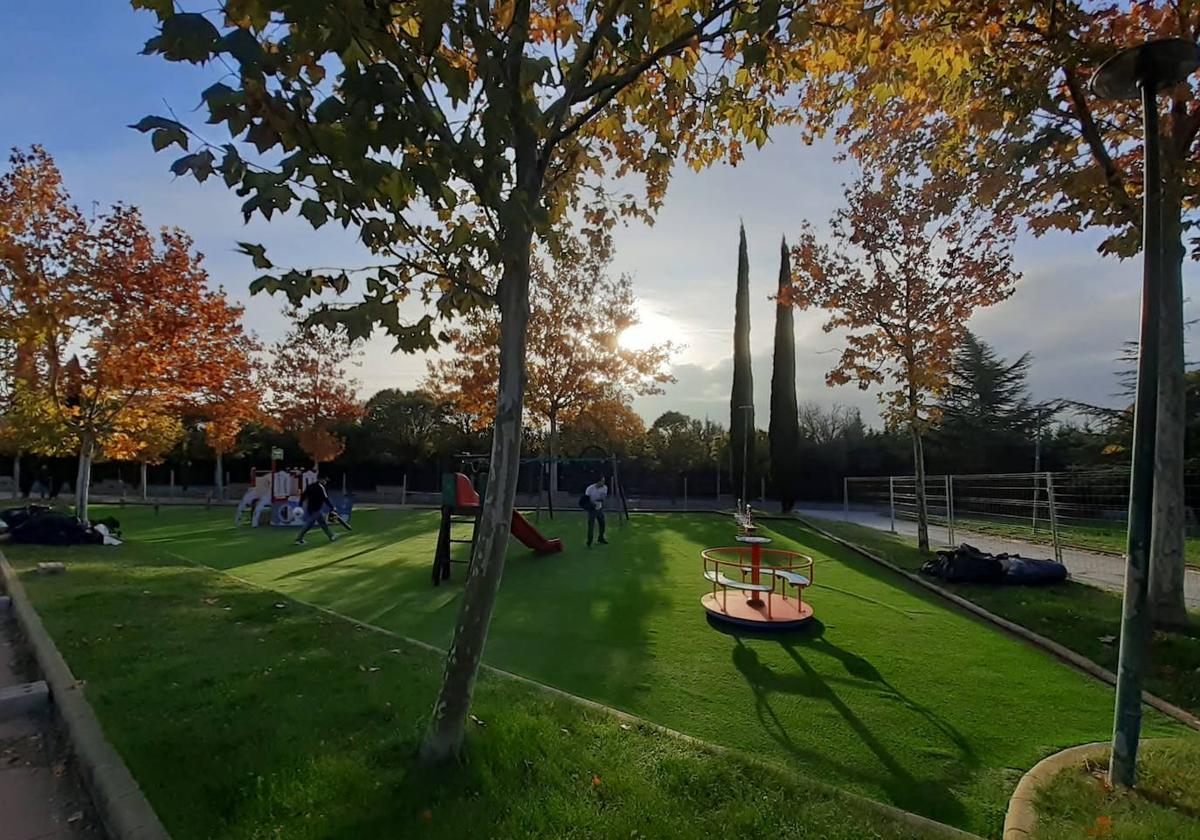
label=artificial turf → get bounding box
[2,536,929,840]
[9,503,1189,836]
[802,514,1200,718]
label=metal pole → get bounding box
[1046,473,1062,565]
[760,476,765,503]
[843,477,849,521]
[889,476,896,532]
[683,476,688,510]
[740,406,751,508]
[1110,77,1164,788]
[401,474,407,507]
[946,475,955,547]
[1033,407,1043,534]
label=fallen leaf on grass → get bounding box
[273,603,286,609]
[591,775,601,788]
[619,723,632,731]
[67,811,83,824]
[469,714,486,727]
[420,809,433,823]
[1099,635,1116,645]
[203,597,219,605]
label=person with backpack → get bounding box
[294,476,338,546]
[579,476,608,547]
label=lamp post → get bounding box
[1090,37,1200,788]
[738,403,753,509]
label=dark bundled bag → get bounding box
[578,493,591,511]
[922,542,1068,586]
[921,543,1006,583]
[1,506,107,546]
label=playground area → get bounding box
[4,502,1190,837]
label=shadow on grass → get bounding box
[713,616,973,826]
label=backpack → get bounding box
[578,493,591,511]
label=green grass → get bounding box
[946,516,1200,570]
[1032,739,1200,839]
[6,504,1191,837]
[800,515,1200,719]
[2,537,927,840]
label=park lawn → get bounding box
[7,505,1189,836]
[0,540,928,840]
[1031,739,1200,840]
[800,515,1200,719]
[948,516,1200,570]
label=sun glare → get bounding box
[619,303,679,351]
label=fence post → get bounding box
[842,477,849,521]
[889,476,896,532]
[760,476,765,503]
[683,476,688,510]
[1046,473,1063,565]
[169,469,175,498]
[1031,472,1041,535]
[946,475,955,547]
[401,474,407,507]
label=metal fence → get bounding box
[843,468,1200,565]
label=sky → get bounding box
[2,3,1191,430]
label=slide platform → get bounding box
[510,510,563,553]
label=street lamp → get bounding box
[738,404,753,510]
[1090,37,1200,788]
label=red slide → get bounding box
[509,510,563,554]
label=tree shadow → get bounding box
[726,625,971,824]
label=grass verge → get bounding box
[0,542,929,840]
[1032,739,1200,839]
[799,515,1200,719]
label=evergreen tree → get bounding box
[769,237,800,511]
[934,332,1036,473]
[730,225,755,505]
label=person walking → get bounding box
[583,476,608,547]
[294,476,338,545]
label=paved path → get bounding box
[0,610,102,840]
[797,506,1200,610]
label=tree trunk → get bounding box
[1148,188,1189,627]
[12,453,20,499]
[910,422,930,552]
[548,413,559,496]
[75,434,94,523]
[215,452,224,500]
[141,461,148,501]
[421,201,537,765]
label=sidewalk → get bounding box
[0,606,101,840]
[797,506,1200,610]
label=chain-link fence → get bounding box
[843,468,1200,567]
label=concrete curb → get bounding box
[794,516,1200,733]
[1002,741,1109,840]
[0,550,171,840]
[0,679,49,720]
[182,556,984,840]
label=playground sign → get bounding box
[270,447,284,461]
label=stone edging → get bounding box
[794,515,1200,733]
[0,550,171,840]
[181,556,984,840]
[1002,741,1109,840]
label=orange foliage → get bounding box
[0,147,258,465]
[427,231,673,437]
[265,316,362,465]
[789,169,1019,430]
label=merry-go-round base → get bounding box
[701,592,814,630]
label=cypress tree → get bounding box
[730,224,754,505]
[769,237,800,512]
